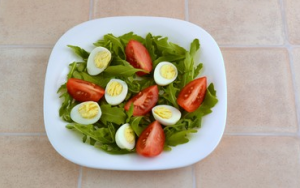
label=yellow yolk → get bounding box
[160,64,176,79]
[107,81,123,96]
[94,51,111,68]
[124,126,135,144]
[154,107,172,119]
[78,102,99,119]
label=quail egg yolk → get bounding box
[107,81,123,96]
[160,64,176,79]
[124,126,135,144]
[78,102,99,119]
[94,51,111,68]
[154,107,172,119]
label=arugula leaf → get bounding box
[180,52,193,88]
[161,83,179,108]
[58,86,77,122]
[130,116,147,136]
[72,71,82,79]
[100,104,126,125]
[163,144,172,151]
[66,124,75,129]
[176,39,202,89]
[145,33,157,61]
[93,39,112,49]
[126,103,134,123]
[97,143,135,154]
[153,55,185,69]
[190,39,200,57]
[119,32,145,45]
[112,56,131,66]
[80,72,111,88]
[165,129,197,146]
[89,137,97,146]
[104,34,126,59]
[104,65,146,77]
[77,62,87,72]
[123,77,141,93]
[67,45,90,61]
[69,123,116,144]
[153,37,186,56]
[67,62,77,79]
[194,63,203,79]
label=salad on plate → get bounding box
[57,32,218,158]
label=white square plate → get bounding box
[44,16,227,170]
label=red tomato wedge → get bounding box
[125,40,153,76]
[136,121,165,157]
[177,77,207,112]
[124,85,158,116]
[66,78,105,102]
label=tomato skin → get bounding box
[66,78,105,102]
[125,40,153,76]
[124,85,158,116]
[136,121,165,157]
[177,77,207,112]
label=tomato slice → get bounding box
[136,121,165,157]
[66,78,105,102]
[125,40,153,76]
[124,85,158,116]
[177,77,207,112]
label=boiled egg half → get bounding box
[70,101,102,125]
[105,79,128,105]
[115,123,136,150]
[152,105,181,126]
[154,62,178,86]
[87,47,111,75]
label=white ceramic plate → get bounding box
[44,16,227,170]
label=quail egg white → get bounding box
[87,47,111,75]
[154,61,178,86]
[70,101,102,125]
[115,123,136,150]
[105,79,128,105]
[152,105,181,126]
